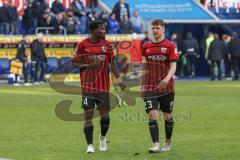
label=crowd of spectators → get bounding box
[0,0,145,35]
[0,0,18,35]
[170,31,240,81]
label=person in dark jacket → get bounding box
[51,13,67,34]
[22,1,35,34]
[120,14,132,34]
[38,10,52,27]
[171,32,184,78]
[72,0,88,33]
[112,0,130,22]
[72,0,86,18]
[222,34,231,80]
[9,1,19,35]
[141,31,150,49]
[228,32,240,80]
[183,32,199,78]
[32,0,47,29]
[51,0,66,14]
[31,33,47,84]
[14,35,32,86]
[0,1,11,35]
[208,33,224,81]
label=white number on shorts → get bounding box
[145,100,153,109]
[83,98,88,106]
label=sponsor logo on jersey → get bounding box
[88,55,106,62]
[148,55,167,61]
[161,47,167,53]
[102,46,107,53]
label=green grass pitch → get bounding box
[0,81,240,160]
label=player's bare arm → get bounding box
[158,62,177,89]
[140,56,146,96]
[111,56,126,91]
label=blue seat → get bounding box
[46,57,58,73]
[0,58,10,74]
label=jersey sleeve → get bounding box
[169,43,179,62]
[73,42,84,63]
[141,44,147,57]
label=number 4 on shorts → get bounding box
[83,97,88,106]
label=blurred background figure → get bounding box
[0,1,10,35]
[99,11,109,32]
[72,0,88,34]
[32,0,48,32]
[112,0,130,22]
[9,0,19,35]
[64,10,77,34]
[31,33,47,84]
[183,32,199,78]
[130,10,144,34]
[107,13,120,34]
[222,34,231,80]
[207,33,224,81]
[14,35,32,86]
[120,14,132,34]
[205,32,214,59]
[170,32,183,78]
[228,32,240,80]
[51,0,66,14]
[141,31,150,48]
[22,0,35,35]
[51,13,66,34]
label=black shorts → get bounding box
[82,92,110,111]
[143,92,175,113]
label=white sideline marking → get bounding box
[0,158,13,160]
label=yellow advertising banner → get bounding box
[0,35,134,59]
[0,35,133,44]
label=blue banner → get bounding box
[102,0,214,20]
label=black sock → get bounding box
[84,125,93,145]
[165,118,174,141]
[148,120,159,143]
[100,117,110,137]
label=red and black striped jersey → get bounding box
[73,38,114,94]
[141,39,179,94]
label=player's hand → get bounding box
[118,81,126,91]
[115,77,126,91]
[158,79,169,89]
